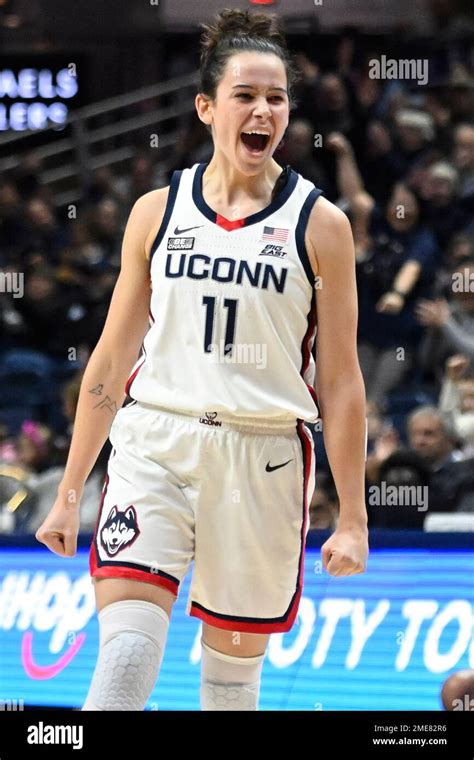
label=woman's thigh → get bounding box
[93,577,176,617]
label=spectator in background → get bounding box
[431,233,474,297]
[23,197,70,265]
[281,119,327,190]
[314,73,355,137]
[8,267,92,357]
[361,110,436,197]
[407,406,474,511]
[441,669,474,711]
[362,120,400,204]
[327,131,438,409]
[86,197,122,264]
[365,401,400,484]
[291,57,368,197]
[0,420,54,535]
[448,233,474,266]
[14,420,54,474]
[417,257,474,381]
[418,161,470,250]
[438,355,474,458]
[369,448,430,529]
[408,406,460,463]
[452,123,474,201]
[392,109,437,180]
[292,52,321,127]
[0,420,53,473]
[113,151,167,212]
[442,65,474,125]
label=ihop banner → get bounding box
[0,534,472,711]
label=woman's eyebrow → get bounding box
[231,83,288,93]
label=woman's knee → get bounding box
[202,623,269,657]
[199,629,267,711]
[83,594,171,710]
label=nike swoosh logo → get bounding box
[173,225,204,235]
[266,459,293,472]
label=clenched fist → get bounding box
[35,497,81,558]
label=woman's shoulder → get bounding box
[135,185,171,213]
[304,195,353,275]
[120,187,172,263]
[306,194,352,240]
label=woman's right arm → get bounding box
[35,187,168,556]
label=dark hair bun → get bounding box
[200,8,287,64]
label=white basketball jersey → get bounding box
[125,161,323,423]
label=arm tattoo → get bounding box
[93,395,118,415]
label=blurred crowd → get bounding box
[0,27,473,536]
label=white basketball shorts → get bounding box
[89,400,316,633]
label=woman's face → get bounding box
[386,185,419,230]
[196,51,290,174]
[17,434,43,468]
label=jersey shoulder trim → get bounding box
[295,186,324,285]
[149,168,183,263]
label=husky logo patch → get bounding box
[100,505,140,556]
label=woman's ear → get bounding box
[195,92,213,128]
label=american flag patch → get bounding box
[261,225,289,243]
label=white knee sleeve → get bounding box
[200,639,265,711]
[82,599,169,711]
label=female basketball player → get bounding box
[36,8,368,711]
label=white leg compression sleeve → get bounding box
[200,639,266,711]
[82,599,169,711]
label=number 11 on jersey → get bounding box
[203,296,239,356]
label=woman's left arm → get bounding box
[306,197,369,577]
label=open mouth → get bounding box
[240,132,270,154]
